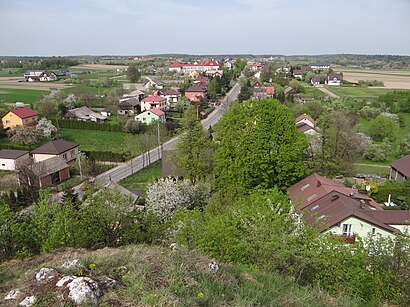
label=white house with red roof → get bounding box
[169,59,220,74]
[140,95,167,111]
[295,113,317,135]
[135,108,166,125]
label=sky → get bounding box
[0,0,409,56]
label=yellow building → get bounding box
[2,107,39,129]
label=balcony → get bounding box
[333,234,356,244]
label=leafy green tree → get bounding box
[207,78,218,100]
[213,99,308,196]
[369,115,399,142]
[171,106,212,184]
[259,67,268,83]
[309,111,362,176]
[399,132,410,156]
[126,63,141,83]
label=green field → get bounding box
[61,128,170,155]
[0,68,23,77]
[325,86,399,99]
[120,159,162,190]
[0,88,49,105]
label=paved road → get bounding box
[94,82,241,186]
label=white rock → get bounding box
[4,289,20,300]
[68,277,101,306]
[170,243,179,250]
[62,259,82,269]
[35,268,57,281]
[56,275,76,287]
[19,296,36,306]
[208,261,219,273]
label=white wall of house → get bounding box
[389,224,409,234]
[0,153,30,171]
[33,148,78,163]
[135,112,165,125]
[325,216,395,239]
[296,118,315,128]
[326,78,341,86]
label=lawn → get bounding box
[354,163,390,177]
[325,86,400,99]
[61,128,170,155]
[120,159,162,191]
[0,88,49,105]
[0,68,23,77]
[302,87,327,98]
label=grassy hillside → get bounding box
[0,245,357,306]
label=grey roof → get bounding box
[185,84,207,92]
[29,156,69,177]
[0,149,29,159]
[119,97,139,107]
[64,106,107,121]
[31,140,78,155]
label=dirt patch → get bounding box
[72,64,128,70]
[318,87,340,98]
[0,77,72,90]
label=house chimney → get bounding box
[331,194,339,201]
[317,180,321,187]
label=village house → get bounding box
[284,86,298,95]
[185,84,207,102]
[293,69,304,79]
[389,155,410,181]
[205,70,223,78]
[20,156,70,188]
[169,59,220,74]
[117,97,140,115]
[140,95,167,111]
[193,76,210,87]
[24,70,58,82]
[326,73,342,86]
[142,77,164,90]
[287,173,410,242]
[31,139,79,163]
[295,113,317,135]
[296,95,315,105]
[0,149,30,171]
[252,81,275,99]
[309,63,331,70]
[159,89,181,105]
[135,108,166,125]
[2,107,39,129]
[311,77,321,86]
[64,106,107,122]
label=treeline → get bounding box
[0,56,79,70]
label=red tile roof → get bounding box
[169,61,184,68]
[287,173,383,211]
[303,191,400,233]
[185,84,207,92]
[142,95,166,103]
[149,108,165,117]
[266,86,275,95]
[203,59,219,67]
[295,113,315,125]
[365,210,410,225]
[9,107,38,119]
[390,155,410,177]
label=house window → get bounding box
[1,164,5,166]
[310,204,319,211]
[5,120,10,124]
[307,194,317,202]
[62,153,67,160]
[301,183,310,191]
[342,224,352,236]
[70,149,75,158]
[372,228,376,235]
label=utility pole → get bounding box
[78,152,83,180]
[157,120,161,159]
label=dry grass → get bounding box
[0,245,359,306]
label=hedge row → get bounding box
[51,119,123,132]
